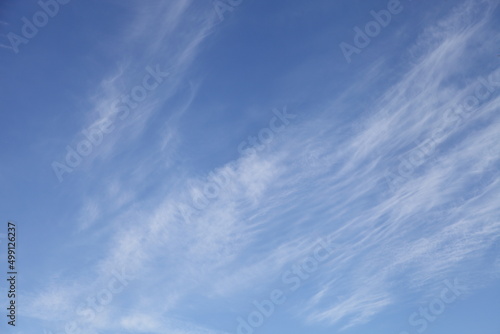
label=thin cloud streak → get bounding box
[25,0,499,333]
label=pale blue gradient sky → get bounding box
[0,1,499,334]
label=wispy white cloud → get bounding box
[26,0,500,332]
[52,0,217,180]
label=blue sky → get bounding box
[0,0,499,333]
